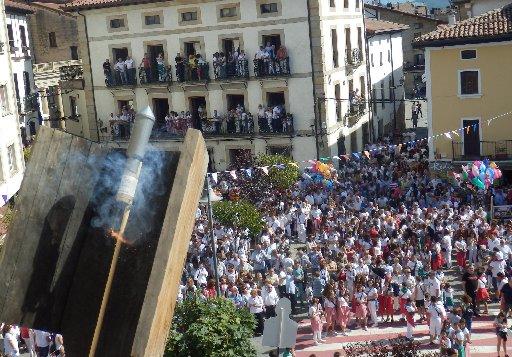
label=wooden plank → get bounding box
[2,129,73,329]
[131,129,207,357]
[0,126,55,320]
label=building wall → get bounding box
[316,0,370,157]
[0,0,26,206]
[365,5,441,96]
[27,5,79,63]
[368,31,404,139]
[426,41,512,161]
[5,11,37,138]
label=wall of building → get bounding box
[5,11,37,139]
[368,31,404,139]
[426,41,512,160]
[0,0,26,206]
[27,5,79,63]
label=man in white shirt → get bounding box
[3,325,19,357]
[124,55,135,84]
[34,330,51,357]
[490,251,506,290]
[424,271,440,298]
[261,282,279,318]
[248,289,265,336]
[114,58,127,85]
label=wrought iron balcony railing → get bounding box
[213,59,249,80]
[253,57,291,78]
[345,48,362,67]
[345,103,366,127]
[139,64,172,84]
[175,62,210,83]
[452,140,512,161]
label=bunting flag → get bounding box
[229,170,237,179]
[444,132,452,140]
[245,168,252,177]
[466,126,470,134]
[364,150,370,159]
[288,162,299,168]
[307,160,316,164]
[261,166,269,175]
[352,153,360,159]
[332,156,340,160]
[211,172,218,184]
[452,130,459,137]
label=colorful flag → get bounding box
[245,168,252,177]
[261,166,269,175]
[230,170,237,179]
[211,173,218,183]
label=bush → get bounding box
[212,200,264,237]
[166,297,256,357]
[255,154,299,190]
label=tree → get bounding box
[166,297,256,357]
[255,154,299,190]
[212,199,264,237]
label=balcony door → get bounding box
[189,96,206,130]
[463,119,480,158]
[148,44,164,80]
[152,98,169,131]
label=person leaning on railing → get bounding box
[103,59,113,86]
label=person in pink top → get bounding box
[336,293,351,336]
[323,288,337,336]
[309,297,325,345]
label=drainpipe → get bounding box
[77,10,100,142]
[306,0,321,160]
[389,32,397,141]
[361,4,374,142]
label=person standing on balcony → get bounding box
[257,104,265,132]
[103,59,113,86]
[238,50,247,77]
[141,53,152,83]
[114,58,127,85]
[157,53,166,82]
[124,55,135,85]
[277,45,288,74]
[255,46,265,76]
[175,53,185,82]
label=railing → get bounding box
[345,103,366,127]
[110,113,295,140]
[139,64,172,84]
[213,59,249,80]
[345,48,362,66]
[33,59,82,74]
[256,113,294,134]
[253,57,291,78]
[175,62,210,82]
[404,61,425,71]
[60,65,83,81]
[105,68,137,87]
[452,140,512,161]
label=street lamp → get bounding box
[199,174,222,297]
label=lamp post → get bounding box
[200,174,222,297]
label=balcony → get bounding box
[253,57,291,78]
[345,103,366,127]
[139,64,172,85]
[110,112,295,141]
[345,48,362,67]
[452,140,512,161]
[175,62,210,83]
[213,59,249,80]
[404,61,425,71]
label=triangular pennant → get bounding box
[245,168,252,177]
[261,166,269,175]
[444,132,452,140]
[352,153,360,159]
[364,150,370,159]
[332,156,340,160]
[230,170,237,179]
[211,172,218,183]
[452,130,459,137]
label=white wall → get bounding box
[0,1,26,206]
[368,31,404,138]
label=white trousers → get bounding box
[406,322,414,339]
[429,317,442,337]
[368,301,378,324]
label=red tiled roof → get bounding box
[365,19,409,35]
[4,0,36,13]
[414,5,512,47]
[63,0,165,11]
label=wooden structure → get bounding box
[0,126,207,356]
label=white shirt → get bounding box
[248,295,264,314]
[262,286,279,306]
[424,277,440,297]
[490,260,506,277]
[34,330,51,348]
[124,58,135,69]
[3,332,19,356]
[427,301,446,319]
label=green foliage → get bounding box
[256,154,299,190]
[23,146,32,163]
[212,200,264,237]
[166,297,256,357]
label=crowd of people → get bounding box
[181,137,512,356]
[107,105,136,139]
[254,43,290,77]
[103,53,169,86]
[175,52,209,82]
[213,50,249,79]
[1,324,65,357]
[257,104,294,134]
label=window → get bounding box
[370,54,374,67]
[70,46,79,60]
[12,74,20,109]
[379,52,383,66]
[69,96,78,117]
[7,144,17,174]
[387,50,391,62]
[357,27,362,51]
[335,83,341,121]
[461,49,476,60]
[19,26,27,47]
[260,3,278,13]
[23,71,31,95]
[331,28,339,68]
[388,77,393,104]
[0,86,10,114]
[145,14,161,25]
[48,32,57,47]
[355,0,360,8]
[330,0,336,7]
[459,70,480,95]
[6,25,14,49]
[181,11,198,22]
[343,0,349,8]
[414,23,423,29]
[109,18,125,29]
[220,7,237,18]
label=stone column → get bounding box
[38,88,49,126]
[55,87,66,130]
